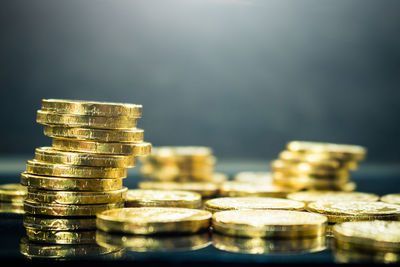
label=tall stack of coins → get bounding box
[139,146,226,199]
[20,99,151,250]
[271,141,367,191]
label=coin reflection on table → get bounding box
[96,231,211,252]
[212,233,326,255]
[20,237,125,260]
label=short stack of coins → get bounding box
[0,184,27,214]
[271,141,367,191]
[138,146,226,200]
[20,99,151,251]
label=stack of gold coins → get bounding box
[271,141,367,191]
[332,221,400,263]
[0,184,27,214]
[20,99,151,246]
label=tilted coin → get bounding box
[41,99,142,117]
[0,183,27,202]
[212,210,327,238]
[52,138,151,156]
[287,191,379,203]
[26,160,127,179]
[233,172,273,184]
[333,221,400,252]
[21,172,123,192]
[23,215,97,231]
[24,200,123,217]
[44,126,144,143]
[205,197,305,213]
[125,189,201,209]
[26,187,127,205]
[20,237,121,260]
[138,181,219,198]
[220,181,294,198]
[96,207,211,234]
[212,233,326,255]
[306,201,400,222]
[34,147,136,168]
[25,228,96,244]
[96,231,210,252]
[37,110,137,129]
[381,194,400,205]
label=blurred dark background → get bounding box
[1,0,399,162]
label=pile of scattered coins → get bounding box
[271,141,367,191]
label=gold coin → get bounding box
[23,215,97,231]
[271,159,346,175]
[24,200,123,217]
[272,175,353,191]
[96,231,210,252]
[20,237,121,260]
[287,141,367,161]
[41,99,142,117]
[150,146,213,159]
[306,201,400,222]
[44,126,144,143]
[220,181,294,198]
[0,202,24,214]
[211,172,228,183]
[233,172,273,184]
[35,147,136,168]
[25,228,96,244]
[26,187,127,205]
[205,197,305,213]
[96,207,211,234]
[287,191,379,203]
[0,183,27,202]
[272,169,350,181]
[212,210,327,238]
[138,181,219,198]
[212,233,326,255]
[125,189,201,209]
[26,160,127,179]
[381,194,400,205]
[52,138,151,156]
[37,110,137,129]
[333,221,400,252]
[21,172,123,191]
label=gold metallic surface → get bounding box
[96,207,211,234]
[205,197,305,213]
[26,187,127,205]
[0,183,27,202]
[34,147,136,168]
[52,138,151,155]
[25,228,96,244]
[212,210,327,238]
[96,231,211,252]
[233,172,273,184]
[41,99,142,117]
[21,172,124,192]
[44,126,144,143]
[37,110,137,129]
[220,181,294,198]
[0,202,24,214]
[138,181,219,198]
[23,215,97,231]
[381,193,400,205]
[125,189,201,209]
[24,200,124,217]
[26,160,127,179]
[20,237,122,260]
[212,233,326,254]
[271,159,348,176]
[287,191,379,203]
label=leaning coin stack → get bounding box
[271,141,367,191]
[20,99,151,246]
[139,146,226,200]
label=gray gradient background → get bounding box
[1,0,399,162]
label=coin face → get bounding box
[205,197,305,212]
[287,191,379,203]
[307,201,400,216]
[381,194,400,205]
